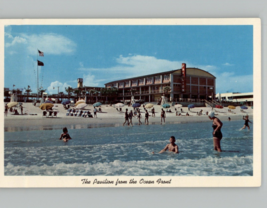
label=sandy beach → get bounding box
[4,102,253,131]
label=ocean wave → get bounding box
[5,155,253,176]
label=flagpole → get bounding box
[37,49,39,102]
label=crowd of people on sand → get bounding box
[4,103,25,116]
[122,107,167,126]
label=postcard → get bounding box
[0,18,261,187]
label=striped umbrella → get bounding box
[114,103,124,108]
[76,103,87,109]
[188,104,195,109]
[174,104,182,108]
[39,103,54,110]
[7,102,18,109]
[145,103,153,108]
[75,100,85,106]
[61,100,70,105]
[93,102,102,107]
[162,103,170,108]
[132,103,141,108]
[228,105,236,109]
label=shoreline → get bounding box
[4,114,250,132]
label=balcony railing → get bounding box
[154,80,161,84]
[132,83,138,87]
[163,79,170,83]
[139,83,145,86]
[151,90,163,94]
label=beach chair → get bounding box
[82,111,86,117]
[43,111,47,117]
[78,110,83,117]
[48,111,53,117]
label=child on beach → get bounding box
[59,127,72,142]
[152,136,179,154]
[161,108,166,124]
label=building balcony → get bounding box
[139,83,145,86]
[146,81,153,85]
[131,83,138,87]
[151,90,163,94]
[154,80,161,84]
[163,79,170,83]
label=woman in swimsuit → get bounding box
[161,109,165,124]
[208,111,223,152]
[145,110,149,125]
[241,115,252,130]
[59,127,72,142]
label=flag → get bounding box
[38,50,44,56]
[37,60,44,66]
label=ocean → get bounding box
[4,120,253,176]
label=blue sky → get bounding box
[4,25,253,94]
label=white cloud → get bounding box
[47,81,71,94]
[223,62,234,66]
[78,55,218,84]
[5,33,76,55]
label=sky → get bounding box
[4,25,253,94]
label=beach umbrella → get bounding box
[61,100,70,105]
[215,105,223,109]
[188,104,195,109]
[93,102,102,107]
[7,102,18,109]
[75,100,85,106]
[45,100,53,104]
[174,104,182,108]
[228,105,236,110]
[241,106,248,110]
[145,103,153,108]
[162,103,170,108]
[76,103,87,109]
[132,103,141,108]
[39,103,54,110]
[114,103,124,108]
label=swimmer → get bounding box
[208,111,223,152]
[59,127,72,142]
[123,108,129,126]
[241,115,252,130]
[152,136,179,154]
[161,108,166,124]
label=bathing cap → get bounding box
[208,111,215,118]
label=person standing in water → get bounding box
[137,110,142,125]
[145,110,149,125]
[128,110,134,126]
[152,136,179,154]
[161,108,166,124]
[208,111,223,152]
[151,108,155,117]
[59,127,72,142]
[241,115,252,130]
[123,108,129,126]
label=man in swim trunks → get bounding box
[59,127,72,142]
[145,110,149,125]
[152,136,179,154]
[123,109,129,126]
[241,115,252,130]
